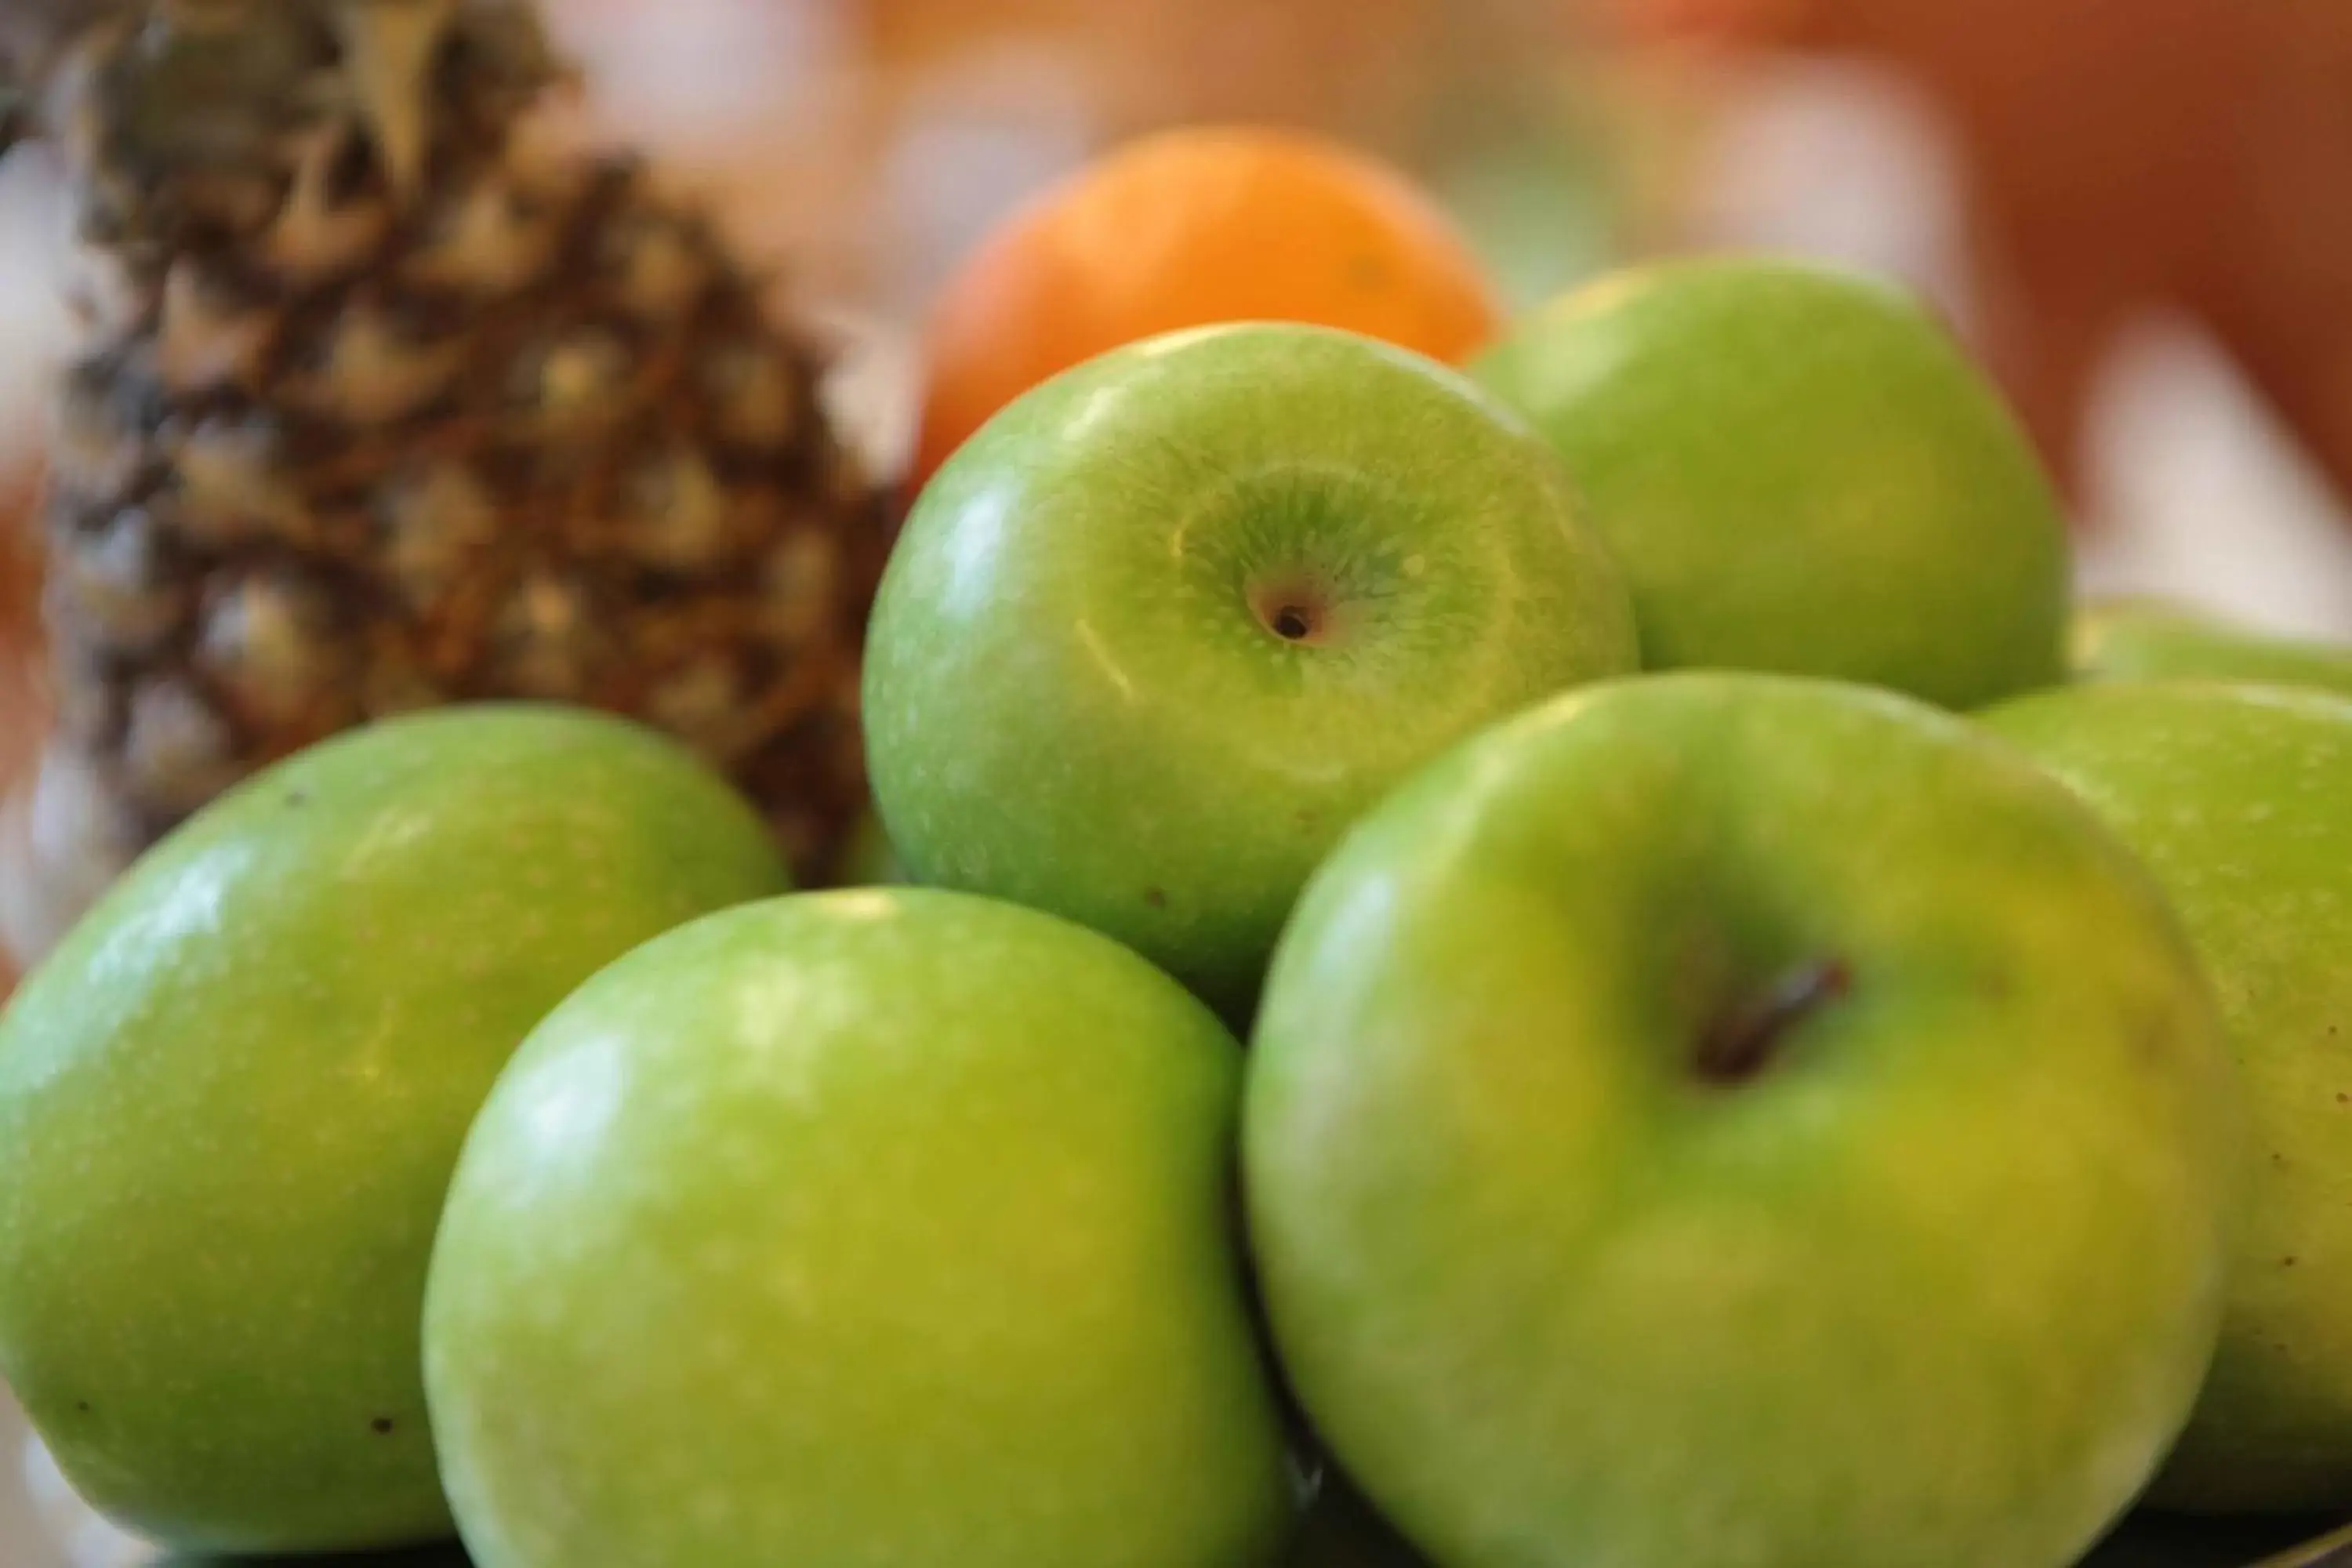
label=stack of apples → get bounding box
[5,129,2352,1568]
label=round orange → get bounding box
[909,125,1504,492]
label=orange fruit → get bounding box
[910,125,1504,492]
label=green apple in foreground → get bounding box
[423,888,1294,1568]
[1985,683,2352,1512]
[0,708,786,1552]
[1472,260,2069,709]
[865,322,1638,1016]
[2071,599,2352,698]
[1248,674,2238,1568]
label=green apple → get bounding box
[865,322,1638,1017]
[1247,673,2238,1568]
[1984,682,2352,1512]
[1472,259,2069,709]
[2071,599,2352,698]
[423,887,1294,1568]
[0,708,786,1553]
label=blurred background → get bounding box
[4,2,2352,1562]
[5,0,2352,637]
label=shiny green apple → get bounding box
[2071,600,2352,698]
[865,322,1638,1017]
[1985,682,2352,1512]
[1472,260,2069,709]
[0,708,787,1553]
[424,889,1294,1568]
[1249,674,2238,1568]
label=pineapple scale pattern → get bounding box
[24,0,890,884]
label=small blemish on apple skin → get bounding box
[371,1416,396,1436]
[1144,887,1168,911]
[2283,1258,2300,1269]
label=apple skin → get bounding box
[0,708,788,1554]
[1471,260,2069,710]
[865,322,1639,1018]
[423,888,1296,1568]
[1247,673,2239,1568]
[1984,682,2352,1512]
[2071,600,2352,699]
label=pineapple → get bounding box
[0,0,892,966]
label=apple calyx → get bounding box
[1694,956,1852,1086]
[1247,575,1338,647]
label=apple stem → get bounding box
[1694,958,1853,1086]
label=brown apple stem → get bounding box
[1695,958,1853,1086]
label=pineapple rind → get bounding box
[9,0,888,970]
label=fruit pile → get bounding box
[5,124,2352,1568]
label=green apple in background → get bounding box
[1472,260,2070,709]
[1985,683,2352,1512]
[424,889,1294,1568]
[865,322,1638,1017]
[1248,674,2238,1568]
[0,708,787,1553]
[2071,599,2352,697]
